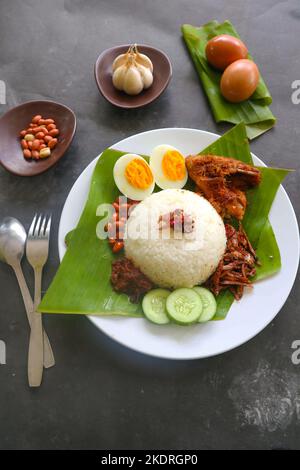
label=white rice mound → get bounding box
[124,189,226,288]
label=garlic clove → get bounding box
[112,65,127,91]
[133,44,153,71]
[137,64,154,89]
[135,52,153,72]
[112,54,126,72]
[112,46,132,71]
[123,66,144,95]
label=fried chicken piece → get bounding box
[185,154,261,220]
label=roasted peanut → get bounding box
[35,132,45,140]
[113,202,119,212]
[32,150,40,159]
[44,135,52,143]
[47,123,56,131]
[32,115,42,124]
[44,119,54,125]
[32,139,40,150]
[20,130,27,138]
[48,138,57,149]
[112,241,124,253]
[24,134,35,141]
[39,147,51,159]
[108,223,117,238]
[32,126,43,134]
[115,220,124,228]
[49,128,59,137]
[21,139,28,149]
[23,149,32,159]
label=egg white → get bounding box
[149,144,188,190]
[113,153,155,201]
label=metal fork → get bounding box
[26,214,55,387]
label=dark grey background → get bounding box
[0,0,299,450]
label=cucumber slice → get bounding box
[193,287,217,322]
[142,289,170,325]
[166,288,202,325]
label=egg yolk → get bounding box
[162,150,186,181]
[125,158,153,189]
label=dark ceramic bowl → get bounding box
[94,44,172,109]
[0,100,76,176]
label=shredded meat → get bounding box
[205,223,258,300]
[111,258,154,303]
[185,154,261,220]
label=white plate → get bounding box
[58,128,299,360]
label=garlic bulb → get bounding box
[112,45,153,96]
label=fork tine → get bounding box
[40,215,47,236]
[28,214,38,237]
[45,215,52,239]
[35,214,42,237]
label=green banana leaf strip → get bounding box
[254,220,282,281]
[39,124,288,320]
[181,21,276,139]
[242,167,290,248]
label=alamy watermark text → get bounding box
[0,340,6,365]
[0,80,5,104]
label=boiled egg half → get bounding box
[113,153,155,201]
[149,145,188,190]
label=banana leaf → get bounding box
[181,21,276,140]
[39,123,289,320]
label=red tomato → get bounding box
[205,34,248,70]
[220,59,259,103]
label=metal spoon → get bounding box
[0,217,54,371]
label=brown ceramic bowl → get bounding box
[0,100,76,176]
[95,44,172,109]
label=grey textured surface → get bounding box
[0,0,299,450]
